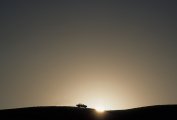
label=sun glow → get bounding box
[95,106,105,113]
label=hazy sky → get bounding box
[0,0,177,110]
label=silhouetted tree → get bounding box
[76,103,87,108]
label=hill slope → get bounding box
[107,105,177,120]
[0,105,177,120]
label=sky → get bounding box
[0,0,177,110]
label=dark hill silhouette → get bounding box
[107,105,177,120]
[0,105,177,120]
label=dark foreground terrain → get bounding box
[0,105,177,120]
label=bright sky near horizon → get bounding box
[0,0,177,110]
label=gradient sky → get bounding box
[0,0,177,110]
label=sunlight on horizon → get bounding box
[94,106,105,113]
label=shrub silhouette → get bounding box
[76,103,87,108]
